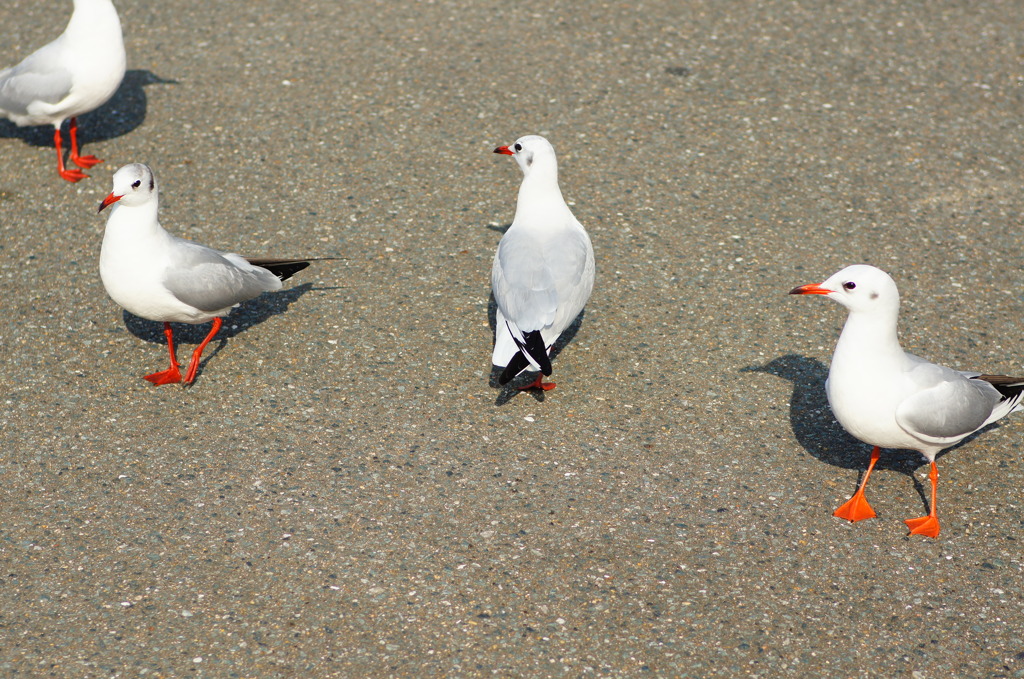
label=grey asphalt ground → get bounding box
[1,0,1023,676]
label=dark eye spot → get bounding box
[131,179,141,188]
[514,143,522,152]
[842,281,856,290]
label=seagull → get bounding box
[98,163,315,385]
[0,0,126,182]
[491,135,595,391]
[791,264,1024,537]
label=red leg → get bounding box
[183,318,223,384]
[518,374,556,391]
[68,117,103,169]
[144,322,183,385]
[905,462,940,538]
[833,446,880,522]
[53,127,88,182]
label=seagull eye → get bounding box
[131,180,141,188]
[514,143,522,152]
[842,281,856,290]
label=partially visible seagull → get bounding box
[0,0,126,181]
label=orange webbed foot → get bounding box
[144,366,183,385]
[58,168,89,182]
[833,490,877,522]
[71,154,103,169]
[518,375,556,391]
[904,515,940,538]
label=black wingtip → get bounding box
[499,352,532,385]
[521,330,552,376]
[245,258,312,281]
[975,374,1024,401]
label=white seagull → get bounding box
[0,0,126,182]
[98,163,315,385]
[791,264,1024,537]
[491,135,595,391]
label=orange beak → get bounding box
[98,192,121,213]
[493,145,513,155]
[789,283,833,295]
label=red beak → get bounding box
[493,145,513,155]
[789,283,833,295]
[98,192,122,213]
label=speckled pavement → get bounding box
[2,1,1024,676]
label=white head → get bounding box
[98,163,158,213]
[790,264,901,316]
[493,135,558,178]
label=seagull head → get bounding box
[790,264,900,315]
[493,135,557,177]
[99,163,158,212]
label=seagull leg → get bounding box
[904,462,940,538]
[144,322,183,385]
[518,374,556,391]
[53,127,89,182]
[183,318,223,384]
[68,117,103,169]
[833,446,880,522]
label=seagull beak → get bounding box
[493,145,514,155]
[789,283,833,295]
[98,192,122,213]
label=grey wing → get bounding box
[0,49,73,115]
[492,226,593,333]
[492,232,559,332]
[895,363,1000,444]
[544,227,594,334]
[162,240,282,313]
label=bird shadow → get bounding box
[121,283,311,381]
[488,295,585,405]
[742,353,1002,510]
[0,69,177,148]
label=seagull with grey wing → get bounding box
[490,135,595,391]
[791,264,1024,537]
[98,163,324,385]
[0,0,126,182]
